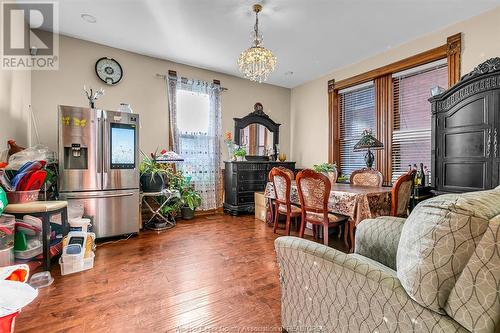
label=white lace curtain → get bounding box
[167,73,223,210]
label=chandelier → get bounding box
[238,4,277,83]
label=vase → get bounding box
[226,142,235,161]
[322,170,338,185]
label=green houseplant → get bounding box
[139,149,168,192]
[180,178,202,220]
[234,147,247,161]
[158,169,202,220]
[313,162,336,173]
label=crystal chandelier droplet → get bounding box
[238,4,277,83]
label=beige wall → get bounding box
[0,70,31,151]
[291,6,500,168]
[0,0,31,152]
[31,34,291,157]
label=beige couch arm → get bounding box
[274,237,466,333]
[354,216,406,270]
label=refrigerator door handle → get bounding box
[63,192,135,200]
[97,115,103,174]
[102,111,109,174]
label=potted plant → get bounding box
[158,169,202,221]
[156,168,183,222]
[180,180,202,220]
[234,147,247,161]
[313,162,338,184]
[159,196,183,222]
[139,149,168,192]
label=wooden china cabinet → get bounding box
[430,58,500,193]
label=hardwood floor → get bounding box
[16,215,346,332]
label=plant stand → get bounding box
[140,189,179,231]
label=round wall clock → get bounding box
[95,57,123,85]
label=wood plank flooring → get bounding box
[16,215,346,332]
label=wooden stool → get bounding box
[4,201,69,270]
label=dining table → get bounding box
[264,181,393,252]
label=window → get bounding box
[177,90,210,134]
[328,34,461,186]
[168,76,223,211]
[391,62,448,182]
[338,83,376,177]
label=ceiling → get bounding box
[27,0,500,88]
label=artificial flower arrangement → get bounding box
[224,132,236,161]
[224,131,247,161]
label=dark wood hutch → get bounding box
[430,57,500,193]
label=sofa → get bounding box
[275,188,500,333]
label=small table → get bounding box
[410,186,433,211]
[141,189,180,231]
[265,182,392,251]
[4,201,69,271]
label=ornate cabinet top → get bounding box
[460,57,500,82]
[430,57,500,114]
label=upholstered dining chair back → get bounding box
[269,167,292,206]
[278,166,295,181]
[391,170,416,217]
[296,169,330,213]
[350,168,383,187]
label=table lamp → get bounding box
[353,129,384,169]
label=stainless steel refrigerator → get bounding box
[58,105,140,238]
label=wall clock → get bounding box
[95,57,123,85]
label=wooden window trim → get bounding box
[374,74,393,186]
[328,33,461,182]
[328,80,340,166]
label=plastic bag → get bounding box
[0,149,8,164]
[6,145,56,170]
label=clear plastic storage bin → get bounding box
[59,252,94,275]
[0,215,15,250]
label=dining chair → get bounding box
[278,166,295,180]
[269,167,301,235]
[350,168,383,187]
[296,169,348,247]
[391,170,416,217]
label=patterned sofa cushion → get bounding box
[445,214,500,333]
[396,189,500,313]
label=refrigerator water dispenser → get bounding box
[64,144,88,170]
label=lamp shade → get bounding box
[353,129,384,151]
[156,151,184,162]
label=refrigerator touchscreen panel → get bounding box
[110,123,136,169]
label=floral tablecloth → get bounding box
[264,182,392,225]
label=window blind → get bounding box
[391,64,447,182]
[339,83,376,177]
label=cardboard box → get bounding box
[254,192,268,221]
